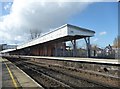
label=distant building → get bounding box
[0,44,17,51]
[90,44,116,59]
[112,46,120,59]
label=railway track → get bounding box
[15,61,71,88]
[28,60,119,87]
[7,58,118,89]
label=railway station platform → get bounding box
[21,56,119,65]
[0,57,43,88]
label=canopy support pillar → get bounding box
[71,39,77,57]
[84,37,91,58]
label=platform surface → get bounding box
[0,57,43,88]
[0,57,2,89]
[22,56,119,65]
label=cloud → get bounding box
[0,0,112,45]
[0,0,94,44]
[99,31,107,36]
[4,2,12,10]
[0,0,117,2]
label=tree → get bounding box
[29,29,42,40]
[113,36,120,48]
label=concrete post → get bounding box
[44,46,47,56]
[63,42,66,56]
[55,44,58,56]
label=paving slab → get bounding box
[1,57,43,88]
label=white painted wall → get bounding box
[68,26,94,37]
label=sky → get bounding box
[68,2,118,48]
[0,0,118,48]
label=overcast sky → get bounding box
[0,0,118,48]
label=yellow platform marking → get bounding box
[2,58,18,89]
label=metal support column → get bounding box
[71,39,77,57]
[84,37,91,58]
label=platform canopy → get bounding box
[0,24,95,57]
[17,24,95,50]
[0,49,16,54]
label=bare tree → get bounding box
[113,36,120,48]
[29,29,42,40]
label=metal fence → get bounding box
[65,49,119,59]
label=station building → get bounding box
[0,24,95,57]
